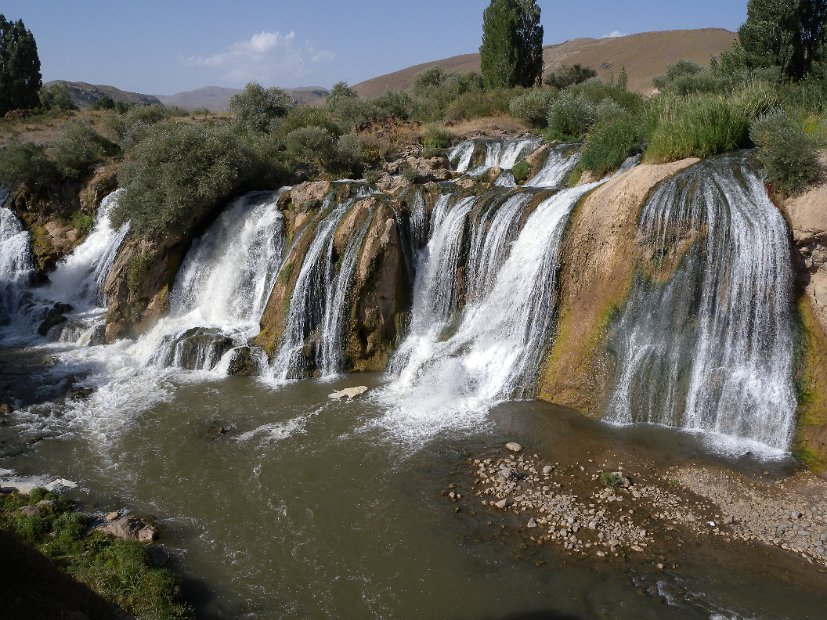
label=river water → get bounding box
[1,366,825,619]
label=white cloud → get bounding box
[183,31,335,85]
[601,30,625,39]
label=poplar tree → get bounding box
[480,0,544,88]
[739,0,827,80]
[0,15,42,114]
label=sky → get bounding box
[2,1,749,95]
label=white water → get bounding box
[606,157,796,453]
[130,190,286,372]
[269,197,357,381]
[0,190,128,346]
[525,147,581,188]
[0,205,35,328]
[379,182,600,442]
[449,138,541,175]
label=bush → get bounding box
[512,160,531,183]
[0,141,61,191]
[411,67,485,120]
[644,85,777,162]
[48,120,115,179]
[421,124,452,150]
[581,113,643,176]
[91,96,116,110]
[546,91,596,140]
[284,125,337,169]
[101,104,168,149]
[653,59,704,90]
[113,122,259,234]
[751,110,822,194]
[70,210,94,235]
[229,82,294,133]
[443,87,517,121]
[372,90,414,120]
[509,89,555,127]
[38,83,77,111]
[275,106,341,140]
[545,64,597,89]
[332,133,367,176]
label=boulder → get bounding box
[96,516,157,543]
[37,302,73,336]
[227,346,259,376]
[329,386,369,400]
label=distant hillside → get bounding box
[155,86,329,111]
[45,81,162,109]
[353,28,737,97]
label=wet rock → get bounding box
[37,302,73,336]
[505,442,523,453]
[227,346,259,376]
[329,386,369,400]
[97,516,157,543]
[67,386,94,400]
[105,511,119,521]
[0,403,12,416]
[494,498,514,509]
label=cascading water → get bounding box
[525,146,581,188]
[381,169,600,440]
[269,196,358,381]
[0,205,35,329]
[605,156,796,453]
[449,138,541,175]
[130,190,287,373]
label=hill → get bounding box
[155,85,329,111]
[353,28,737,97]
[45,81,162,108]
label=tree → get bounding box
[229,82,295,133]
[544,64,597,89]
[739,0,827,80]
[480,0,544,88]
[0,15,42,114]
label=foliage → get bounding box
[644,84,777,161]
[508,88,555,127]
[739,0,827,80]
[229,81,294,133]
[412,66,484,120]
[581,113,643,176]
[0,15,41,114]
[91,95,116,111]
[652,59,704,89]
[332,133,367,176]
[325,82,379,129]
[371,89,414,120]
[48,120,116,179]
[546,91,596,140]
[275,106,342,139]
[480,0,544,88]
[70,210,94,236]
[443,87,517,121]
[0,490,190,618]
[751,109,822,193]
[421,124,452,154]
[545,64,597,89]
[284,125,337,169]
[38,82,77,111]
[0,141,60,191]
[113,121,261,234]
[102,103,168,149]
[511,159,531,183]
[599,472,622,489]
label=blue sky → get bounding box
[2,1,748,95]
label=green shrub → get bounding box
[91,95,116,110]
[545,64,597,89]
[229,82,294,133]
[443,88,516,121]
[644,85,777,162]
[546,91,596,140]
[48,120,115,179]
[113,122,259,234]
[275,106,341,140]
[652,59,704,90]
[512,160,531,184]
[70,210,94,235]
[568,78,644,114]
[421,124,452,150]
[411,66,485,121]
[101,104,168,149]
[284,125,337,168]
[751,110,822,194]
[509,89,555,127]
[38,83,77,111]
[0,141,61,191]
[581,113,643,176]
[333,133,366,176]
[372,89,414,120]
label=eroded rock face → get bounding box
[782,173,827,472]
[538,159,700,416]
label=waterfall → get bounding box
[381,180,600,440]
[525,147,581,188]
[0,205,35,329]
[605,156,796,452]
[269,197,358,381]
[130,190,286,372]
[0,190,128,345]
[449,138,541,176]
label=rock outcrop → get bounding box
[538,159,699,415]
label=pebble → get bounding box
[527,518,537,528]
[505,442,523,453]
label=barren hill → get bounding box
[353,28,736,97]
[156,86,329,111]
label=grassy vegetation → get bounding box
[0,489,190,618]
